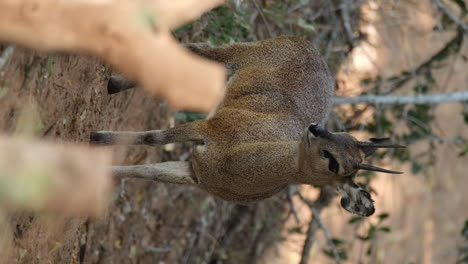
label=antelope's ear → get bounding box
[308,123,331,138]
[337,180,375,217]
[359,138,390,157]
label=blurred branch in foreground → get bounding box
[0,136,112,217]
[0,0,226,112]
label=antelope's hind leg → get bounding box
[337,179,375,217]
[105,43,229,95]
[107,75,137,94]
[113,161,198,185]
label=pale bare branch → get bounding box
[333,91,468,105]
[432,0,468,33]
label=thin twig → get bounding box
[333,91,468,105]
[252,0,273,38]
[382,27,464,94]
[300,213,321,264]
[338,0,358,49]
[432,0,468,33]
[0,45,15,70]
[329,111,347,132]
[298,187,337,264]
[287,185,301,225]
[311,207,341,264]
[338,27,463,125]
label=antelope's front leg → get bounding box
[90,122,205,146]
[113,161,198,185]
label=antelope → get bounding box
[90,36,404,216]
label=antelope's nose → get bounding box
[308,123,327,137]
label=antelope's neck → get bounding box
[290,142,321,186]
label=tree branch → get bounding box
[333,91,468,105]
[432,0,468,33]
[286,185,301,225]
[311,207,341,264]
[382,27,464,94]
[252,0,273,38]
[300,212,321,264]
[338,0,358,49]
[0,0,226,112]
[298,187,337,264]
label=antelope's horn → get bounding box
[358,142,406,149]
[357,164,403,174]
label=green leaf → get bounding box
[173,24,192,34]
[174,112,206,122]
[18,248,27,260]
[424,71,436,85]
[47,56,54,77]
[462,220,468,239]
[357,235,370,241]
[463,104,468,124]
[411,161,423,174]
[379,226,392,233]
[323,249,348,260]
[413,84,430,94]
[458,144,468,157]
[331,238,345,246]
[0,86,9,99]
[297,18,316,32]
[378,213,389,221]
[367,225,377,237]
[458,254,468,263]
[34,121,45,134]
[360,78,374,85]
[348,216,363,224]
[80,109,88,121]
[288,226,302,234]
[448,0,467,15]
[141,8,157,29]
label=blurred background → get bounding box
[0,0,466,263]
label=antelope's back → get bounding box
[206,36,334,143]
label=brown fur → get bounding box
[91,36,404,216]
[186,36,333,202]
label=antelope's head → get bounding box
[299,123,405,216]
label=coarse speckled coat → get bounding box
[92,36,404,216]
[185,36,334,202]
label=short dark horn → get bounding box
[357,164,403,174]
[358,142,406,149]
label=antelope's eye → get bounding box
[323,150,339,174]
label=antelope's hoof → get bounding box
[90,131,111,145]
[107,75,136,94]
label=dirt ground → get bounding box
[0,48,285,264]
